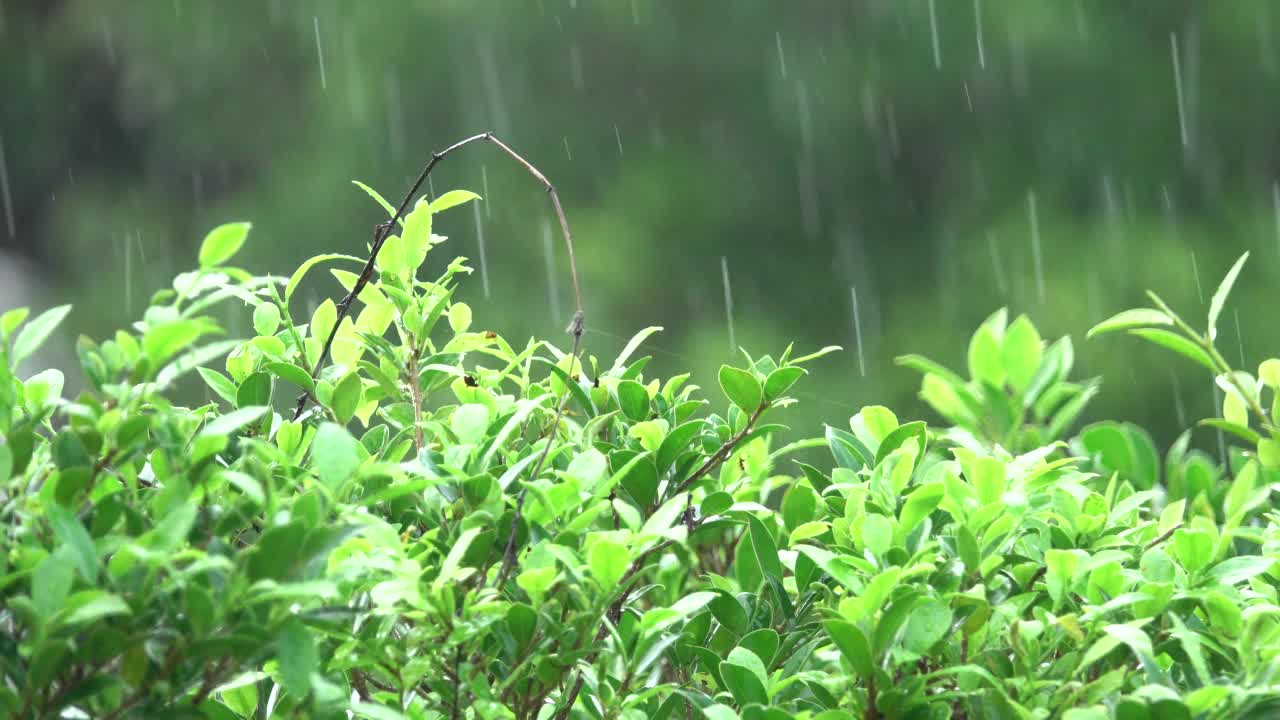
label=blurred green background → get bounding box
[3,1,1279,450]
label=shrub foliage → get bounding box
[2,176,1280,720]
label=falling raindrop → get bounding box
[613,124,624,156]
[721,257,735,354]
[1234,310,1246,366]
[192,170,204,214]
[796,81,819,239]
[541,219,561,324]
[563,137,573,161]
[928,0,941,68]
[122,232,133,316]
[385,69,405,159]
[100,16,116,65]
[476,39,512,138]
[1211,384,1227,465]
[850,287,866,377]
[1272,180,1279,258]
[986,232,1007,296]
[1169,369,1186,428]
[1073,0,1088,39]
[472,201,491,299]
[313,17,328,91]
[973,0,985,68]
[963,82,974,111]
[1027,191,1045,303]
[481,166,491,219]
[1170,32,1187,149]
[569,42,584,91]
[1189,250,1203,303]
[0,135,13,239]
[886,102,900,157]
[776,31,788,78]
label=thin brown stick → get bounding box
[292,132,585,421]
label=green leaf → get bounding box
[1172,529,1213,574]
[859,405,899,443]
[719,648,768,706]
[450,404,490,445]
[747,514,784,582]
[967,323,1005,387]
[236,371,272,409]
[447,302,472,333]
[1259,359,1280,388]
[1208,252,1249,338]
[0,306,29,339]
[253,302,281,336]
[788,345,842,364]
[429,189,482,214]
[1087,309,1172,339]
[902,599,952,654]
[144,319,220,365]
[200,406,269,439]
[1128,329,1215,371]
[616,380,650,422]
[12,305,72,367]
[47,505,99,583]
[1001,315,1042,392]
[198,222,251,268]
[764,366,806,400]
[860,513,893,557]
[824,620,873,678]
[32,548,75,618]
[436,527,481,587]
[198,367,239,404]
[588,538,630,588]
[718,365,763,412]
[331,372,363,424]
[351,180,400,220]
[276,619,317,699]
[656,420,704,472]
[61,592,131,626]
[899,481,944,535]
[285,253,364,302]
[265,362,315,392]
[1207,555,1275,585]
[610,326,663,373]
[312,423,361,488]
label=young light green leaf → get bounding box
[1208,252,1249,339]
[12,305,72,367]
[718,365,763,412]
[429,189,482,214]
[1128,328,1215,372]
[352,180,400,220]
[1086,309,1171,339]
[198,222,251,268]
[588,538,631,589]
[312,423,362,488]
[610,326,663,373]
[285,253,364,302]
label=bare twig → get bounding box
[292,132,584,422]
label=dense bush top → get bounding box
[1,184,1279,720]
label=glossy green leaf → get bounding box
[198,222,251,268]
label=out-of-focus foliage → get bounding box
[6,2,1280,445]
